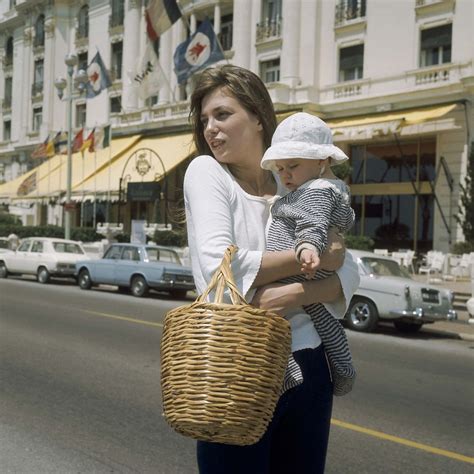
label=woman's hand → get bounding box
[319,229,345,271]
[251,282,304,315]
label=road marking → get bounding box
[331,418,474,464]
[79,309,473,465]
[82,310,163,328]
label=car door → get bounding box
[29,239,45,275]
[7,239,32,272]
[114,246,140,286]
[94,245,123,284]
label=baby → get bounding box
[262,112,356,396]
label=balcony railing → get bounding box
[109,13,124,29]
[3,96,12,109]
[256,17,281,43]
[31,82,44,96]
[335,0,366,27]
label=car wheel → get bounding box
[0,261,8,279]
[37,266,51,284]
[170,289,187,299]
[393,320,423,333]
[346,297,379,332]
[78,269,92,290]
[131,275,148,297]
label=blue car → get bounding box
[75,243,195,298]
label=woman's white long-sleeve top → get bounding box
[184,155,360,351]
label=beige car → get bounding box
[0,237,90,283]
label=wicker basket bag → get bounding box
[160,245,291,446]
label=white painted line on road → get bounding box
[332,418,474,464]
[82,310,163,328]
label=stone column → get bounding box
[122,0,141,111]
[214,4,221,35]
[42,17,55,135]
[232,0,252,68]
[280,0,301,88]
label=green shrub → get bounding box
[153,229,187,247]
[0,225,103,242]
[0,212,22,226]
[451,241,474,255]
[346,234,374,251]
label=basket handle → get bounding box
[196,245,248,305]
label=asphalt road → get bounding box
[1,278,473,474]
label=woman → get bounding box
[184,65,359,473]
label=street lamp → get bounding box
[54,53,88,240]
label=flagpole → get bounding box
[93,149,97,229]
[80,150,85,227]
[106,130,112,223]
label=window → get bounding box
[260,59,280,83]
[111,41,123,80]
[335,0,366,25]
[77,5,89,39]
[76,103,86,128]
[339,44,364,81]
[32,59,44,96]
[18,240,31,252]
[110,0,125,27]
[104,245,123,259]
[262,0,282,22]
[33,107,43,131]
[78,52,88,72]
[31,241,44,253]
[121,247,140,261]
[420,24,452,67]
[4,77,12,108]
[5,36,13,67]
[34,14,45,47]
[3,120,11,141]
[219,14,233,51]
[110,96,121,113]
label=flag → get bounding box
[145,0,182,41]
[81,128,95,153]
[31,133,55,159]
[17,171,37,196]
[134,42,166,100]
[54,131,68,154]
[85,52,112,99]
[72,129,84,153]
[94,125,111,150]
[173,18,225,84]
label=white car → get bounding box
[0,237,90,283]
[345,250,457,333]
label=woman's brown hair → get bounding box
[189,65,277,156]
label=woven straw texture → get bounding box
[160,245,291,445]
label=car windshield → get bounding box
[146,247,181,264]
[52,242,84,254]
[360,257,411,278]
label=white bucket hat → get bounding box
[261,112,349,170]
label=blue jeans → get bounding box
[197,346,334,474]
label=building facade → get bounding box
[0,0,473,251]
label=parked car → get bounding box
[345,250,457,333]
[0,237,90,283]
[75,243,195,298]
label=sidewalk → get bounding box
[411,274,474,341]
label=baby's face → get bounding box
[275,158,321,191]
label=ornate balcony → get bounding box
[335,0,366,27]
[256,17,281,43]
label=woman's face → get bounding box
[200,87,264,166]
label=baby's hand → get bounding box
[299,249,321,279]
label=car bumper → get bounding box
[151,279,195,291]
[389,307,457,322]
